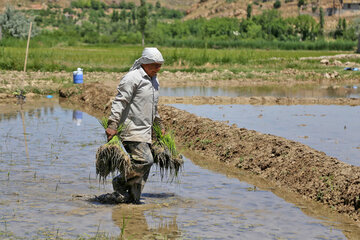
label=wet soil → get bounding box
[1,67,359,93]
[159,95,360,106]
[53,83,360,225]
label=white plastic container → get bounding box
[73,68,83,84]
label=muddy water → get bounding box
[0,102,357,239]
[161,85,360,98]
[171,104,360,167]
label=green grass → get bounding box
[153,123,178,157]
[163,39,357,51]
[0,45,352,73]
[98,117,125,145]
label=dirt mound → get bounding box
[59,82,115,113]
[159,96,360,106]
[59,82,360,224]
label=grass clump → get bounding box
[95,117,131,181]
[152,123,183,181]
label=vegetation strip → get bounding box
[0,4,358,50]
[57,82,360,224]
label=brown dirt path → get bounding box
[1,69,359,93]
[54,83,360,225]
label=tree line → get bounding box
[0,1,359,51]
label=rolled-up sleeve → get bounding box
[108,76,137,130]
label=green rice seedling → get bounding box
[152,123,184,180]
[95,117,131,181]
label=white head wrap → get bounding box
[129,47,164,72]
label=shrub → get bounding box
[0,7,39,38]
[274,0,281,9]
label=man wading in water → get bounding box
[105,47,165,204]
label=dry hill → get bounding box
[1,0,359,30]
[0,0,194,10]
[185,0,360,30]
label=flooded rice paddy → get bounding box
[0,101,358,239]
[171,104,360,167]
[160,85,360,98]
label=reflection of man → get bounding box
[111,205,179,239]
[105,48,165,204]
[72,110,83,126]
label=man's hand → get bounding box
[105,128,117,142]
[161,128,165,136]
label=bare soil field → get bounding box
[0,64,359,92]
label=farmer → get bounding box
[105,47,164,204]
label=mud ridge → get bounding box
[159,96,360,106]
[58,83,360,224]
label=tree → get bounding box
[319,7,324,28]
[247,4,252,19]
[294,14,319,40]
[353,18,360,53]
[334,18,343,38]
[297,0,306,15]
[91,0,101,10]
[319,7,324,35]
[120,9,126,21]
[111,10,120,22]
[342,18,347,31]
[131,8,136,25]
[0,6,38,38]
[138,0,148,46]
[274,0,281,9]
[298,0,306,8]
[156,1,161,9]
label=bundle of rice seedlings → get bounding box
[95,117,132,181]
[152,123,184,180]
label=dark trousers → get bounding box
[112,141,153,203]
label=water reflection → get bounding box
[161,85,360,98]
[72,110,83,126]
[112,205,180,239]
[20,107,29,163]
[0,105,57,123]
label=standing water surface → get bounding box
[160,85,360,98]
[171,104,360,167]
[0,101,358,239]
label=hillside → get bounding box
[0,0,194,10]
[1,0,359,31]
[185,0,360,30]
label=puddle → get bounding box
[161,85,360,98]
[0,101,358,239]
[171,104,360,167]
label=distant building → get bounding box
[326,0,360,15]
[342,0,360,10]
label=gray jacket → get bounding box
[108,67,161,144]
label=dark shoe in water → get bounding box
[95,192,131,204]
